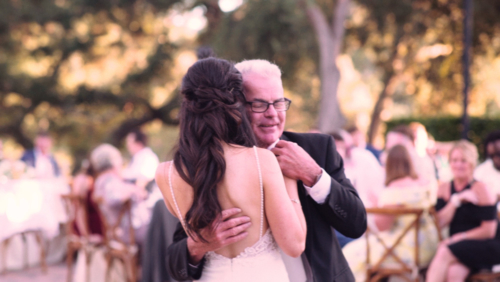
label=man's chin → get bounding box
[256,135,279,148]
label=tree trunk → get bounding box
[306,0,350,133]
[367,73,395,145]
[366,27,404,145]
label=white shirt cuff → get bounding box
[303,169,331,204]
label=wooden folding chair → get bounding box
[365,207,424,282]
[94,198,138,282]
[467,271,500,282]
[61,194,103,282]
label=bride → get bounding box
[155,57,306,281]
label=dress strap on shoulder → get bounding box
[253,146,264,239]
[168,161,187,231]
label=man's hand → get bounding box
[458,190,479,205]
[271,140,322,187]
[187,208,251,264]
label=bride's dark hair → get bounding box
[174,57,257,241]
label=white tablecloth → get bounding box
[0,178,70,242]
[0,178,70,270]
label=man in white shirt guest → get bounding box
[122,128,159,186]
[474,130,500,197]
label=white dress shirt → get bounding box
[474,159,500,196]
[122,147,159,182]
[34,149,56,178]
[268,140,332,204]
[344,147,384,208]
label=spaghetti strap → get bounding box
[168,161,187,231]
[253,146,264,239]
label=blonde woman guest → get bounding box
[343,145,438,281]
[427,140,500,282]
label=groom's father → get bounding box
[166,59,367,281]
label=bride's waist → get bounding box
[206,230,278,261]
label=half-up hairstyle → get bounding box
[174,57,257,241]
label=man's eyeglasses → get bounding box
[245,98,292,113]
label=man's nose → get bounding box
[264,104,278,117]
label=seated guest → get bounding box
[331,131,383,248]
[21,131,60,178]
[347,126,382,162]
[90,144,149,246]
[122,128,159,189]
[331,131,384,208]
[474,130,500,197]
[383,124,437,184]
[72,159,102,235]
[427,140,500,281]
[343,145,438,281]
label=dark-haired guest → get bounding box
[474,130,500,198]
[427,140,500,281]
[346,126,381,162]
[123,128,159,187]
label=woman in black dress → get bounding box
[427,140,500,281]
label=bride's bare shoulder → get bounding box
[155,161,170,182]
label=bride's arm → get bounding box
[260,149,307,257]
[284,176,307,237]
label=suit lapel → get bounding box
[279,132,291,142]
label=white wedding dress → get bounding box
[169,147,290,282]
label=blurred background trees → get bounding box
[1,0,500,172]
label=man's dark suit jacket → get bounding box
[21,149,61,177]
[165,132,367,281]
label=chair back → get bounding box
[365,206,424,282]
[93,198,135,247]
[61,194,90,238]
[428,206,444,242]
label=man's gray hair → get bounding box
[235,59,282,78]
[90,143,123,173]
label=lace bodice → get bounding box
[205,229,278,261]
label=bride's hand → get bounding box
[187,208,251,264]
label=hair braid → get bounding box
[173,58,256,241]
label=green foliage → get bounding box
[200,0,322,130]
[206,0,317,81]
[0,0,184,162]
[386,116,500,158]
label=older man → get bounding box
[165,59,366,281]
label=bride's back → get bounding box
[160,144,269,258]
[217,145,269,257]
